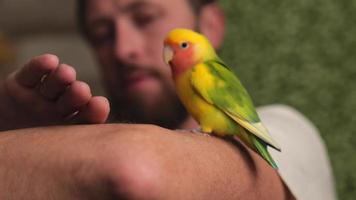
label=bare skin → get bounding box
[0,54,110,131]
[0,54,294,199]
[0,124,293,200]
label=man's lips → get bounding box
[120,72,157,91]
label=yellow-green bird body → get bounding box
[164,29,281,168]
[175,63,240,136]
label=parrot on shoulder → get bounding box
[163,28,281,169]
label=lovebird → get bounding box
[163,28,281,168]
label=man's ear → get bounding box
[198,3,225,49]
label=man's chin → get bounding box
[109,94,188,129]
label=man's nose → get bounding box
[114,19,143,63]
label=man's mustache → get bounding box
[115,63,164,81]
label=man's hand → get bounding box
[0,124,293,200]
[0,54,110,131]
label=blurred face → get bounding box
[85,0,197,127]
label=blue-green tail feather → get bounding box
[253,137,278,169]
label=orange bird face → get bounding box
[163,29,216,79]
[164,38,197,78]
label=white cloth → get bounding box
[257,105,337,200]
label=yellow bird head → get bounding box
[163,28,216,77]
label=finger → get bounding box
[4,72,58,116]
[73,96,110,124]
[40,64,76,100]
[16,54,59,88]
[56,81,92,116]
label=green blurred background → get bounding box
[0,0,354,199]
[220,0,356,199]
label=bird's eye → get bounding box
[180,42,189,49]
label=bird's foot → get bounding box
[190,127,211,137]
[175,127,211,137]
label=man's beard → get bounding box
[107,68,189,129]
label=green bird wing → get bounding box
[190,59,281,151]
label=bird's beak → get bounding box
[163,45,173,65]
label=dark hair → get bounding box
[189,0,216,13]
[76,0,216,36]
[76,0,88,36]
